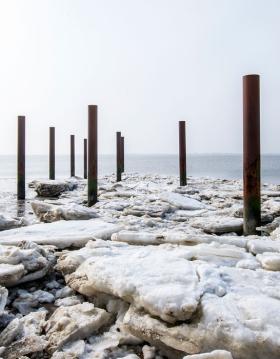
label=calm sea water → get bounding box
[0,154,280,188]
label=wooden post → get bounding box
[17,116,25,200]
[243,74,261,235]
[121,136,124,173]
[88,105,98,206]
[116,132,122,181]
[49,127,55,180]
[84,138,87,179]
[179,121,186,186]
[70,135,75,177]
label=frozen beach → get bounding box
[0,173,280,358]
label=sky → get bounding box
[0,0,279,155]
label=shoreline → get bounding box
[0,173,280,358]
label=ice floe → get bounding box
[31,201,99,223]
[32,179,79,197]
[0,219,122,249]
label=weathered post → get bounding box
[49,127,55,180]
[116,132,122,181]
[84,138,88,179]
[17,116,25,200]
[88,105,98,206]
[243,74,261,235]
[179,120,186,186]
[70,135,75,177]
[121,136,124,173]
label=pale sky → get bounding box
[0,0,279,155]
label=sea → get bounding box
[0,154,279,219]
[0,154,280,188]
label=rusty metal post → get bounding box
[88,105,98,206]
[17,116,25,200]
[243,74,261,235]
[84,138,88,179]
[116,132,122,181]
[179,121,186,186]
[70,135,75,177]
[49,127,55,180]
[121,136,124,173]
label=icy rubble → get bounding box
[0,286,7,312]
[0,242,54,286]
[1,174,280,358]
[45,302,111,353]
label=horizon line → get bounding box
[1,152,280,156]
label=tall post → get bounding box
[121,136,124,173]
[70,135,75,177]
[243,74,261,235]
[49,127,55,180]
[116,132,122,181]
[179,120,186,186]
[84,138,88,179]
[17,116,25,200]
[88,105,98,206]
